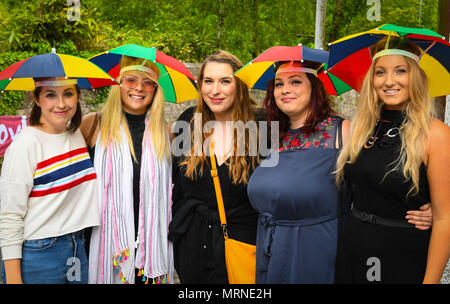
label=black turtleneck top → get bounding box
[125,111,146,237]
[87,111,146,238]
[344,109,430,219]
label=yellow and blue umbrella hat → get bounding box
[0,49,116,91]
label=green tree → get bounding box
[0,0,109,53]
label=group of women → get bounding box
[0,34,449,284]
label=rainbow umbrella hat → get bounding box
[233,45,352,96]
[328,24,450,98]
[88,44,198,103]
[0,49,116,91]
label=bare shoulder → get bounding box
[426,119,450,163]
[167,123,175,141]
[341,119,351,146]
[428,119,450,147]
[80,112,99,142]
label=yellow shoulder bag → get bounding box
[210,142,256,284]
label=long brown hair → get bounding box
[181,50,259,184]
[263,61,333,142]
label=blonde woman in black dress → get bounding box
[335,37,450,283]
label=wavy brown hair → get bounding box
[181,50,259,184]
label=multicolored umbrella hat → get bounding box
[88,44,198,103]
[233,45,352,96]
[328,24,450,98]
[0,48,117,91]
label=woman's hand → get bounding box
[405,203,432,230]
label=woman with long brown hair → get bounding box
[168,50,260,283]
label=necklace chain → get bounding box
[364,118,400,149]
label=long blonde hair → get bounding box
[98,56,170,161]
[336,37,435,195]
[181,50,259,184]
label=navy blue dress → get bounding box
[247,116,344,283]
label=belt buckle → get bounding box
[361,211,376,224]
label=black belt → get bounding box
[351,208,415,229]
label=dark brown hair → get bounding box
[263,61,333,143]
[30,84,82,133]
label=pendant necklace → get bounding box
[364,118,393,149]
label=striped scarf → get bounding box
[88,124,173,284]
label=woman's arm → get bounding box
[341,119,351,147]
[3,259,22,284]
[167,124,175,142]
[0,131,36,284]
[422,119,450,284]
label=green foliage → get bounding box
[0,0,443,116]
[326,0,440,45]
[0,51,36,115]
[0,0,109,53]
[83,86,110,108]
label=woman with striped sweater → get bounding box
[0,77,99,284]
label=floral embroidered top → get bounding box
[280,116,341,152]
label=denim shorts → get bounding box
[1,230,88,284]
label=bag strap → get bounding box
[209,141,229,238]
[337,117,343,149]
[86,112,99,146]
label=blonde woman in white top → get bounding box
[81,56,173,284]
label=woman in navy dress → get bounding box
[247,60,432,284]
[247,61,350,283]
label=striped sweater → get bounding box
[0,127,99,260]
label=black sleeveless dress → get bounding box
[335,109,431,284]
